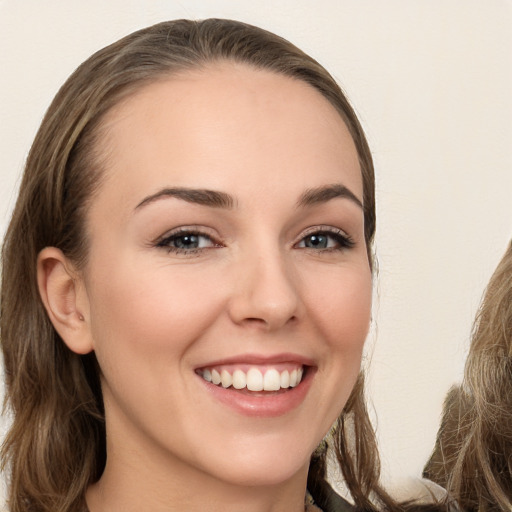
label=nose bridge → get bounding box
[229,242,300,329]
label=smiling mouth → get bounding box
[197,365,305,392]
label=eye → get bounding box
[156,229,219,254]
[296,229,354,251]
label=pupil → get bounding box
[175,235,198,249]
[306,235,327,248]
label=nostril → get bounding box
[240,317,273,330]
[242,315,297,329]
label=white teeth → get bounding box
[221,369,232,388]
[211,369,221,385]
[289,369,298,387]
[201,366,305,391]
[264,368,281,391]
[232,369,247,390]
[246,368,264,391]
[280,370,290,388]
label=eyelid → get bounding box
[153,225,215,243]
[299,225,350,238]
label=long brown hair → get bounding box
[424,241,512,511]
[2,18,393,512]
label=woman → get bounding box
[1,18,437,512]
[424,241,512,511]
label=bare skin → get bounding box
[38,63,370,512]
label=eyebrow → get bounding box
[135,183,362,212]
[297,184,363,209]
[135,187,235,210]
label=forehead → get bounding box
[94,63,362,210]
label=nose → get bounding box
[227,248,301,331]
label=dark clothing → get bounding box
[308,482,355,512]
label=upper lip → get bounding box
[195,352,316,370]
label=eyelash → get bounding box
[155,228,220,255]
[155,227,355,256]
[296,227,355,252]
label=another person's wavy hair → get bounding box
[424,240,512,511]
[2,18,391,512]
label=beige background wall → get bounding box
[1,0,511,497]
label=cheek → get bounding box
[86,262,226,369]
[304,264,372,349]
[299,263,371,435]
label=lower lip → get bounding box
[198,368,314,418]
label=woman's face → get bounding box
[79,64,372,487]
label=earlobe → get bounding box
[37,247,94,354]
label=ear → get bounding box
[37,247,94,354]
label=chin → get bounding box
[205,438,313,488]
[218,460,309,488]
